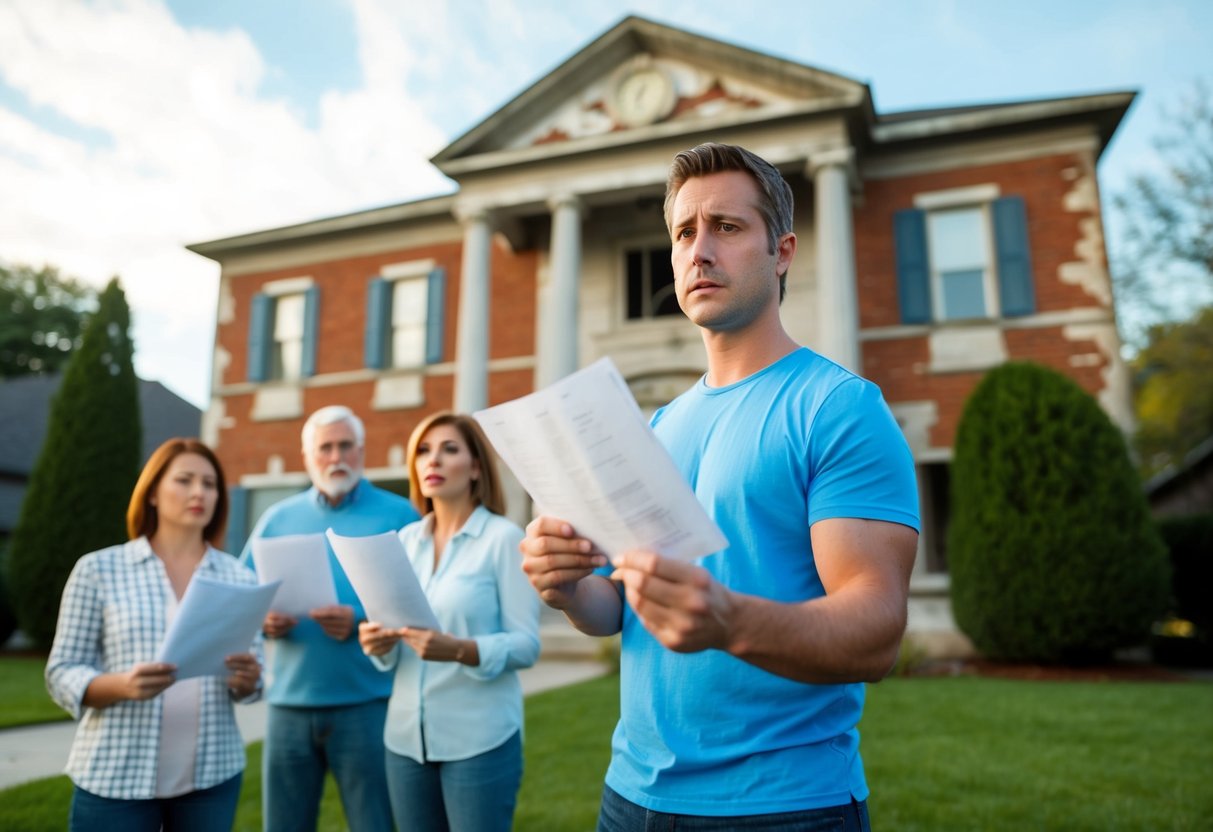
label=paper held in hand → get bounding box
[157,576,280,680]
[473,356,728,562]
[250,533,339,618]
[325,529,440,630]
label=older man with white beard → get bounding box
[241,405,419,832]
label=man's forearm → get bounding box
[725,586,907,684]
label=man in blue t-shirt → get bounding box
[521,143,920,831]
[242,405,419,832]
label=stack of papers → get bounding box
[250,534,338,617]
[326,529,439,630]
[157,577,280,679]
[473,357,727,562]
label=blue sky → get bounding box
[1,0,1210,408]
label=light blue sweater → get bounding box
[241,479,420,707]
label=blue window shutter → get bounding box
[893,208,931,324]
[247,293,273,382]
[425,268,446,365]
[365,277,392,369]
[993,196,1035,317]
[301,285,320,377]
[225,485,249,555]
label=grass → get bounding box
[0,655,70,729]
[2,671,1211,831]
[862,676,1213,831]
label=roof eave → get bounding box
[186,194,457,262]
[871,91,1136,157]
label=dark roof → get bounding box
[0,375,200,531]
[1145,434,1213,498]
[0,374,201,477]
[877,93,1101,124]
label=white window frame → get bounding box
[260,276,313,382]
[926,204,998,322]
[381,259,435,370]
[915,185,1001,324]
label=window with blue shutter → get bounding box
[365,277,392,369]
[992,196,1035,317]
[247,293,273,382]
[895,194,1036,323]
[893,208,931,324]
[425,267,446,365]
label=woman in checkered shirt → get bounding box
[46,438,262,831]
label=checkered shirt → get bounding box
[45,537,262,799]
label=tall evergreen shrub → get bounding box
[948,362,1169,663]
[7,279,142,649]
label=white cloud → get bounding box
[0,0,453,407]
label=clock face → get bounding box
[613,67,674,127]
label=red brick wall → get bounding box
[214,239,539,481]
[855,153,1106,330]
[862,328,1107,450]
[856,152,1112,449]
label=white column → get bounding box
[454,207,492,413]
[809,148,860,372]
[538,194,584,388]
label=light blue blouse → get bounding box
[373,505,540,762]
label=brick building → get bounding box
[188,17,1134,653]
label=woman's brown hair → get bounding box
[126,438,229,547]
[406,411,506,517]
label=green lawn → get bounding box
[2,672,1211,831]
[861,676,1213,831]
[0,655,70,729]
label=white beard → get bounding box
[312,463,359,500]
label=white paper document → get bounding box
[157,576,280,680]
[325,529,440,630]
[473,357,728,562]
[251,533,339,617]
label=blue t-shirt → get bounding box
[240,479,420,707]
[605,347,919,815]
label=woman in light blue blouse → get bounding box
[45,438,261,831]
[359,411,540,832]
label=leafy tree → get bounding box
[1113,80,1213,346]
[1132,307,1213,475]
[0,262,96,378]
[6,278,142,650]
[948,362,1170,664]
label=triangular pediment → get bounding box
[431,16,871,174]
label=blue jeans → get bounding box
[264,699,392,832]
[383,731,523,832]
[68,773,242,832]
[598,785,872,831]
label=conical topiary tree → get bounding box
[6,278,142,649]
[948,361,1170,663]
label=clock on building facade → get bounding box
[610,64,676,127]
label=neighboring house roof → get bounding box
[1145,434,1213,509]
[0,374,201,531]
